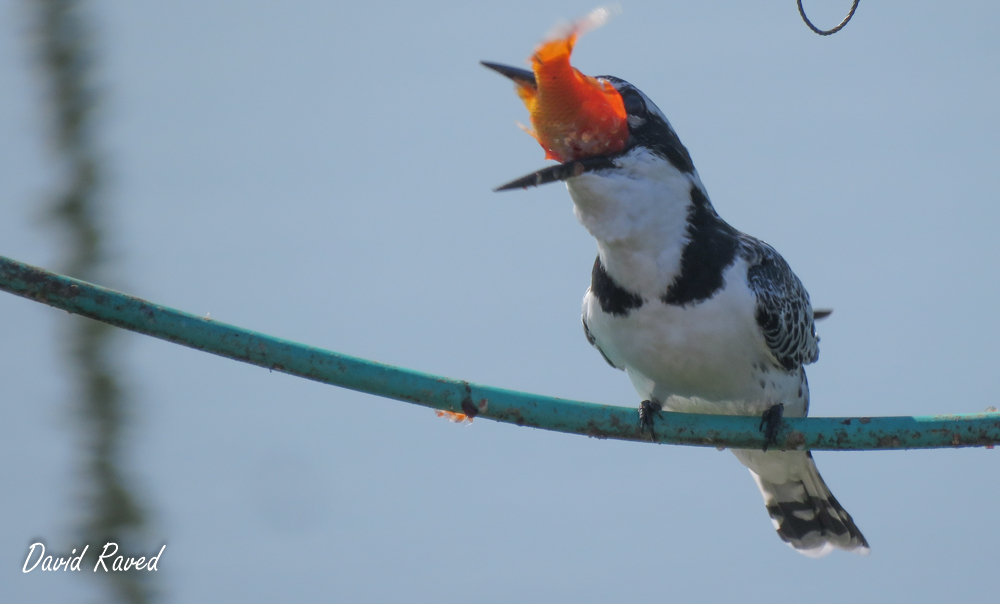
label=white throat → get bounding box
[566,147,707,296]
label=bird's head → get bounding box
[483,10,693,191]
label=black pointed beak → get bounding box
[480,61,536,89]
[492,155,620,192]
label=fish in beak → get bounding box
[482,7,630,191]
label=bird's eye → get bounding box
[622,91,646,116]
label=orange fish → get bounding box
[485,8,628,163]
[435,409,473,424]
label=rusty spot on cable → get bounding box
[494,407,526,426]
[459,381,479,418]
[586,419,610,439]
[877,435,902,448]
[786,431,806,449]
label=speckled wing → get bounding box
[741,236,819,371]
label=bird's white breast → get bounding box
[568,149,808,417]
[583,258,774,401]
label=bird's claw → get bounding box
[759,403,784,452]
[639,400,663,442]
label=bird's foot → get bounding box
[639,400,663,442]
[759,403,784,452]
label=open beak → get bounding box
[482,60,627,192]
[489,154,620,192]
[480,61,536,89]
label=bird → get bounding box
[482,13,868,557]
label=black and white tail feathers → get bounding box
[738,450,869,557]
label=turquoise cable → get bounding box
[3,254,998,451]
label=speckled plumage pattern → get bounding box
[741,235,820,372]
[566,78,868,556]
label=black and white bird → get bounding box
[484,61,869,557]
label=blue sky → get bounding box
[2,1,1000,602]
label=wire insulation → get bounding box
[797,0,860,36]
[3,253,998,451]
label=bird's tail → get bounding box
[732,449,869,557]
